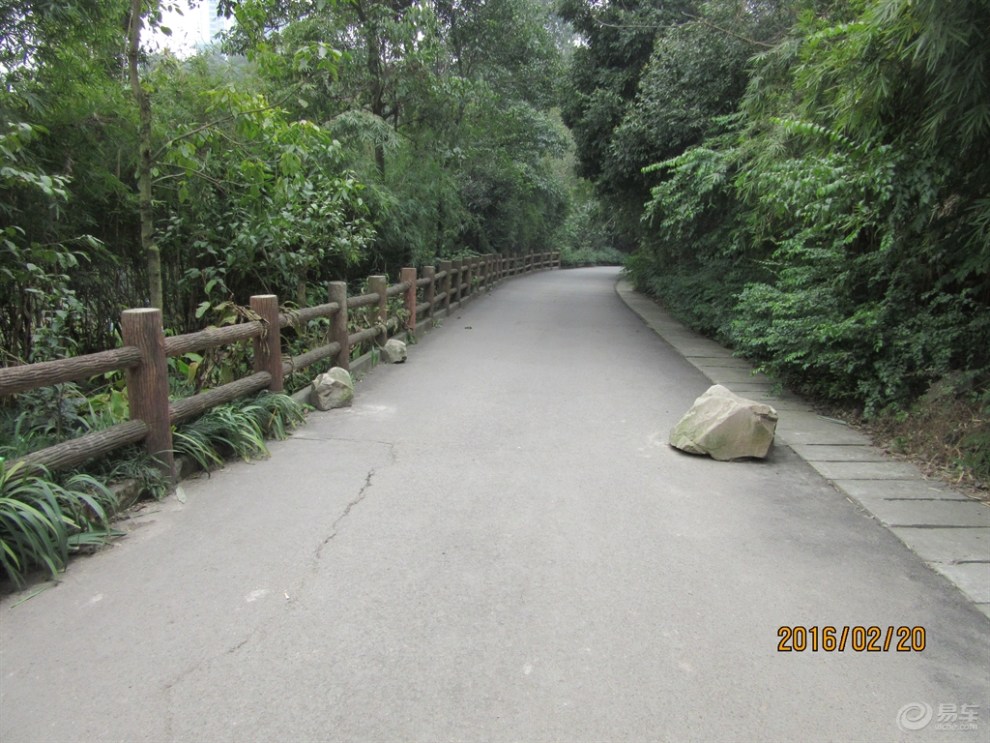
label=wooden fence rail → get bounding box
[0,251,560,482]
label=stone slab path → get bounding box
[617,279,990,617]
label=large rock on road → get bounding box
[669,384,778,460]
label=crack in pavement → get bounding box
[161,630,263,736]
[314,469,377,564]
[160,463,387,726]
[289,435,398,464]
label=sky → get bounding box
[155,0,232,56]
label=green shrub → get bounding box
[0,461,117,588]
[172,393,307,473]
[554,195,627,267]
[560,245,626,268]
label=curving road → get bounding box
[1,267,988,742]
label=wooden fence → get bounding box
[0,252,559,481]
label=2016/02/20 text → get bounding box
[777,625,926,652]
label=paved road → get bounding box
[2,267,988,742]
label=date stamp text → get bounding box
[777,625,926,652]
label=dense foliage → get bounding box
[567,0,988,481]
[0,0,595,364]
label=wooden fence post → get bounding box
[121,308,174,480]
[423,265,436,321]
[369,275,388,344]
[453,259,463,306]
[328,281,350,371]
[401,267,417,332]
[250,294,283,393]
[464,259,473,301]
[440,260,452,316]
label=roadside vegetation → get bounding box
[1,0,595,584]
[560,0,989,493]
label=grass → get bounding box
[0,460,118,588]
[173,392,308,473]
[1,392,308,589]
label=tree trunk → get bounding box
[353,0,386,177]
[127,0,163,309]
[368,33,386,177]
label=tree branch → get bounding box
[152,90,296,161]
[682,12,776,50]
[590,10,776,50]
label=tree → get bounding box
[625,0,990,414]
[434,0,562,106]
[0,0,579,353]
[1,0,131,357]
[556,0,698,247]
[224,0,572,267]
[127,0,164,308]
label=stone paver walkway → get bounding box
[617,279,990,618]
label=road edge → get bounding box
[614,277,990,621]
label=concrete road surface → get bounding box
[1,267,988,742]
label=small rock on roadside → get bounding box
[383,338,407,364]
[310,367,354,410]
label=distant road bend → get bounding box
[1,267,988,742]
